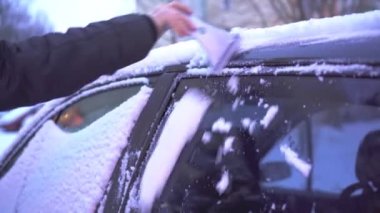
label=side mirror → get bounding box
[260,161,291,182]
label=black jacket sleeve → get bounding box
[0,14,158,110]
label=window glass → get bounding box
[56,85,142,132]
[143,75,380,212]
[260,120,309,191]
[311,106,380,194]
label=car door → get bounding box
[132,66,380,212]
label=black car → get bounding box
[0,11,380,213]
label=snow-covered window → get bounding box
[0,81,153,212]
[56,85,142,132]
[138,74,380,212]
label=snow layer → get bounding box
[274,63,375,76]
[0,86,152,212]
[96,40,203,84]
[233,10,380,52]
[0,99,63,164]
[0,78,148,164]
[139,89,212,213]
[95,11,380,82]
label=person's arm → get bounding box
[0,1,195,111]
[0,14,157,110]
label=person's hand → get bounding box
[150,1,196,37]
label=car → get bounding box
[0,11,380,213]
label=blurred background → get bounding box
[1,0,380,44]
[1,0,380,145]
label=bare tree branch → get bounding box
[270,0,294,23]
[248,0,269,27]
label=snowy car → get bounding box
[1,11,380,213]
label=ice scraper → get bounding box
[190,17,240,73]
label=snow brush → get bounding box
[190,17,240,73]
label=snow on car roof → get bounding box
[106,10,380,80]
[234,10,380,52]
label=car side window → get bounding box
[140,75,380,212]
[261,105,380,195]
[56,85,142,132]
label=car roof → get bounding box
[96,10,380,81]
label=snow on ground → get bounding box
[139,89,212,213]
[0,86,152,212]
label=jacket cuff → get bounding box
[141,15,159,42]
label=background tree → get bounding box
[135,0,380,45]
[251,0,380,24]
[0,0,51,42]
